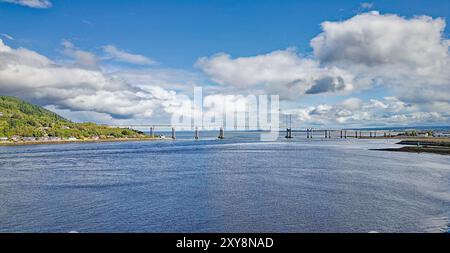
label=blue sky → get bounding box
[1,0,448,68]
[0,0,449,127]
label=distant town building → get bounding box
[0,137,8,142]
[11,136,21,141]
[68,137,77,141]
[0,112,3,117]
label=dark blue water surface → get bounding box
[0,131,449,232]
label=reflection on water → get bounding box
[0,132,449,232]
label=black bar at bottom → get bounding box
[0,233,448,252]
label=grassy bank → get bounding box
[0,96,146,140]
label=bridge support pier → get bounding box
[172,128,176,139]
[195,127,199,140]
[218,127,224,139]
[150,127,154,138]
[286,128,293,139]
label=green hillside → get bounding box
[0,96,144,139]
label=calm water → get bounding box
[0,131,449,233]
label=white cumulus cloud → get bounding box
[311,11,449,87]
[103,45,156,65]
[198,11,450,110]
[1,33,14,41]
[0,39,186,121]
[360,2,374,10]
[196,48,354,99]
[1,0,52,8]
[289,97,448,127]
[61,40,99,69]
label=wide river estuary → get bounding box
[0,131,449,232]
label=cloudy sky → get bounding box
[0,0,449,128]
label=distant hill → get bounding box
[0,96,144,139]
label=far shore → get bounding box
[373,146,450,155]
[0,137,163,147]
[2,136,450,154]
[371,137,450,156]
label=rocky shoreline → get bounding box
[0,137,162,146]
